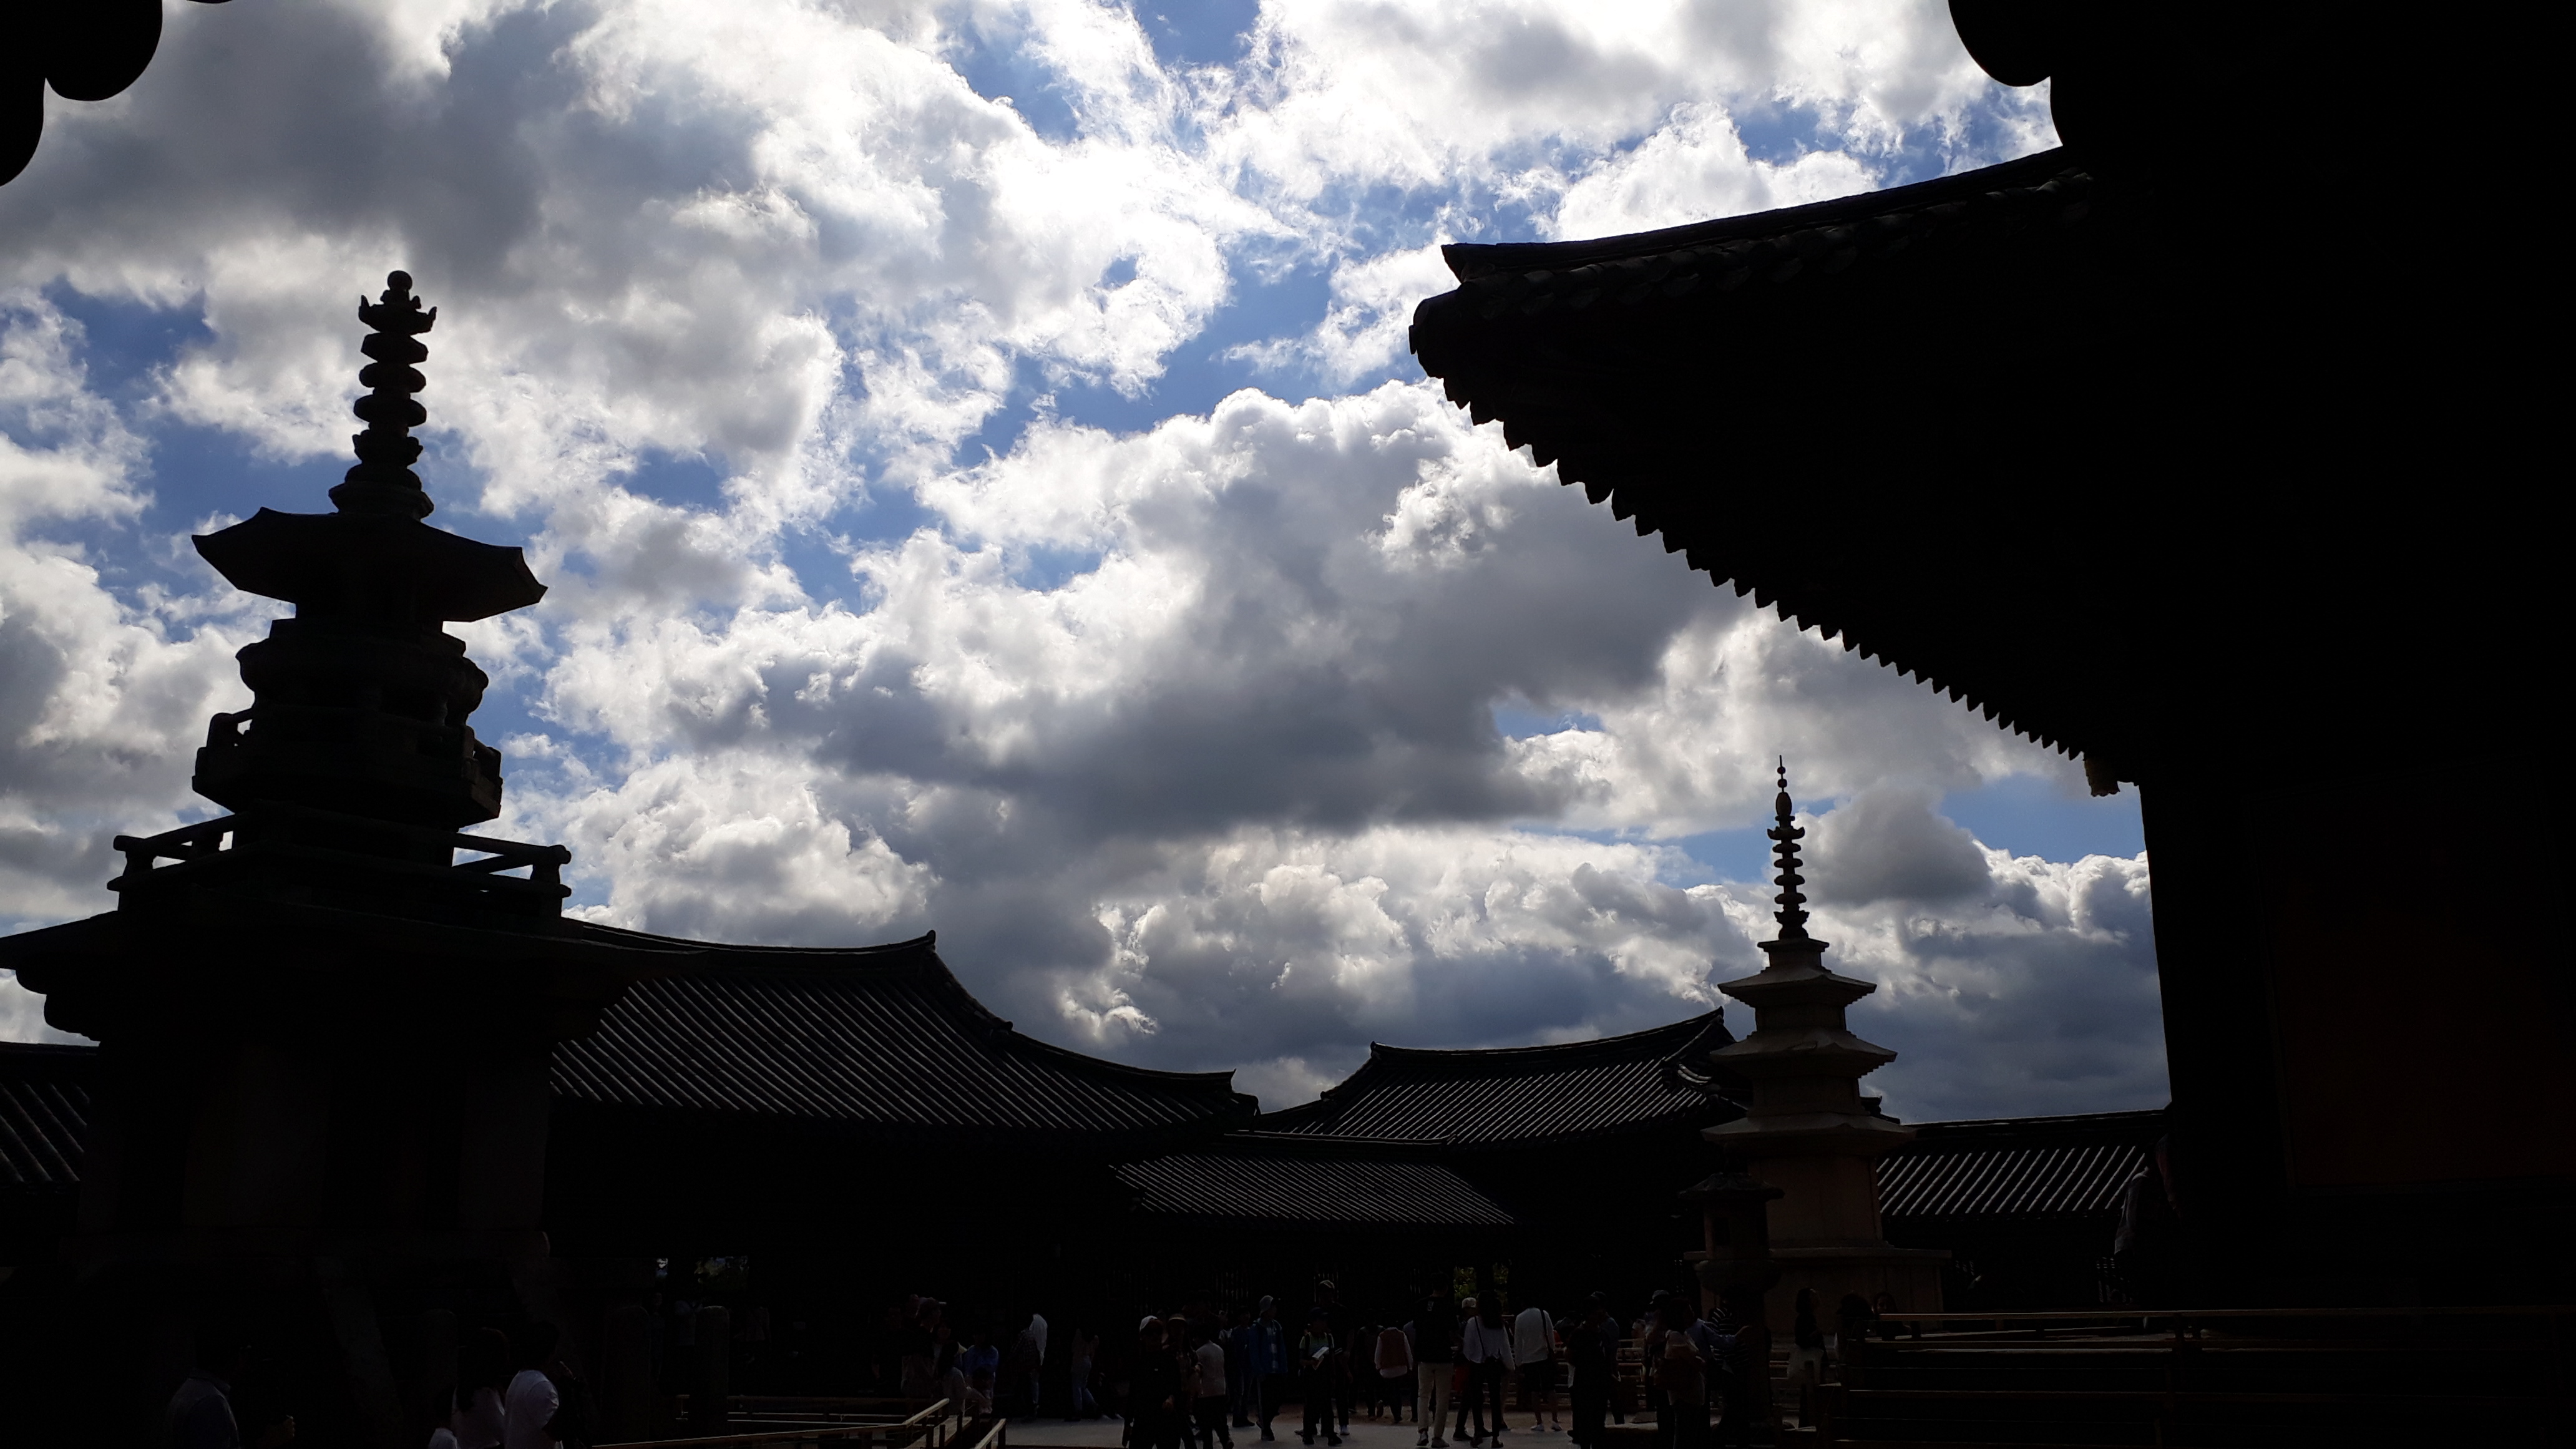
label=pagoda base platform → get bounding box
[1770,1241,1951,1314]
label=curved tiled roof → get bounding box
[0,1043,92,1192]
[1406,147,2168,776]
[1264,1010,1737,1146]
[1876,1109,2163,1219]
[1421,148,2089,317]
[1115,1149,1516,1228]
[550,926,1257,1141]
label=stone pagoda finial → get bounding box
[330,270,440,520]
[1769,756,1811,942]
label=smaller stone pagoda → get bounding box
[1704,763,1946,1312]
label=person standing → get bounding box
[2113,1136,2181,1305]
[899,1302,937,1401]
[1007,1314,1045,1418]
[1565,1295,1617,1449]
[1193,1321,1236,1449]
[504,1323,565,1449]
[1785,1289,1825,1425]
[1831,1294,1873,1380]
[1375,1319,1415,1426]
[1132,1318,1183,1449]
[1297,1309,1341,1448]
[1458,1297,1513,1447]
[1510,1302,1558,1432]
[960,1326,1002,1418]
[1248,1297,1292,1442]
[935,1309,967,1410]
[1226,1309,1256,1430]
[1310,1281,1354,1437]
[1412,1290,1456,1449]
[1030,1312,1052,1393]
[452,1329,511,1449]
[1071,1323,1102,1421]
[1176,1322,1205,1449]
[1646,1302,1707,1449]
[166,1320,297,1449]
[1700,1295,1760,1449]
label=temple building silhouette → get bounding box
[0,301,2129,1433]
[0,275,2141,1437]
[3,1,2566,1432]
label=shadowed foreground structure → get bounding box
[1407,7,2569,1310]
[4,0,233,185]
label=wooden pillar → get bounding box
[598,1304,655,1443]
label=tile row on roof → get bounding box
[1114,1149,1516,1229]
[0,1044,91,1193]
[1420,148,2092,326]
[1262,1010,1739,1147]
[549,926,1257,1143]
[1877,1110,2164,1220]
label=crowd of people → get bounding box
[164,1281,1900,1449]
[162,1318,588,1449]
[1096,1280,1888,1449]
[433,1323,591,1449]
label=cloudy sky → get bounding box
[0,0,2164,1123]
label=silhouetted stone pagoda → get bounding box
[0,273,645,1449]
[1703,763,1944,1310]
[0,277,1287,1445]
[176,273,555,895]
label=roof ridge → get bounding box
[0,1042,99,1066]
[900,945,1256,1103]
[568,922,941,962]
[1909,1107,2167,1129]
[1209,1130,1465,1154]
[1440,147,2080,281]
[1361,1007,1726,1067]
[1002,1028,1256,1098]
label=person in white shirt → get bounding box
[1375,1321,1415,1425]
[1510,1305,1559,1432]
[167,1320,297,1449]
[502,1323,564,1449]
[1458,1297,1515,1447]
[1191,1320,1236,1449]
[1023,1312,1050,1416]
[452,1329,511,1449]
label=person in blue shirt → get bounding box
[1246,1296,1292,1442]
[958,1327,1003,1417]
[1695,1296,1762,1448]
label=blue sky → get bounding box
[0,0,2157,1121]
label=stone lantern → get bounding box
[1683,1165,1782,1442]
